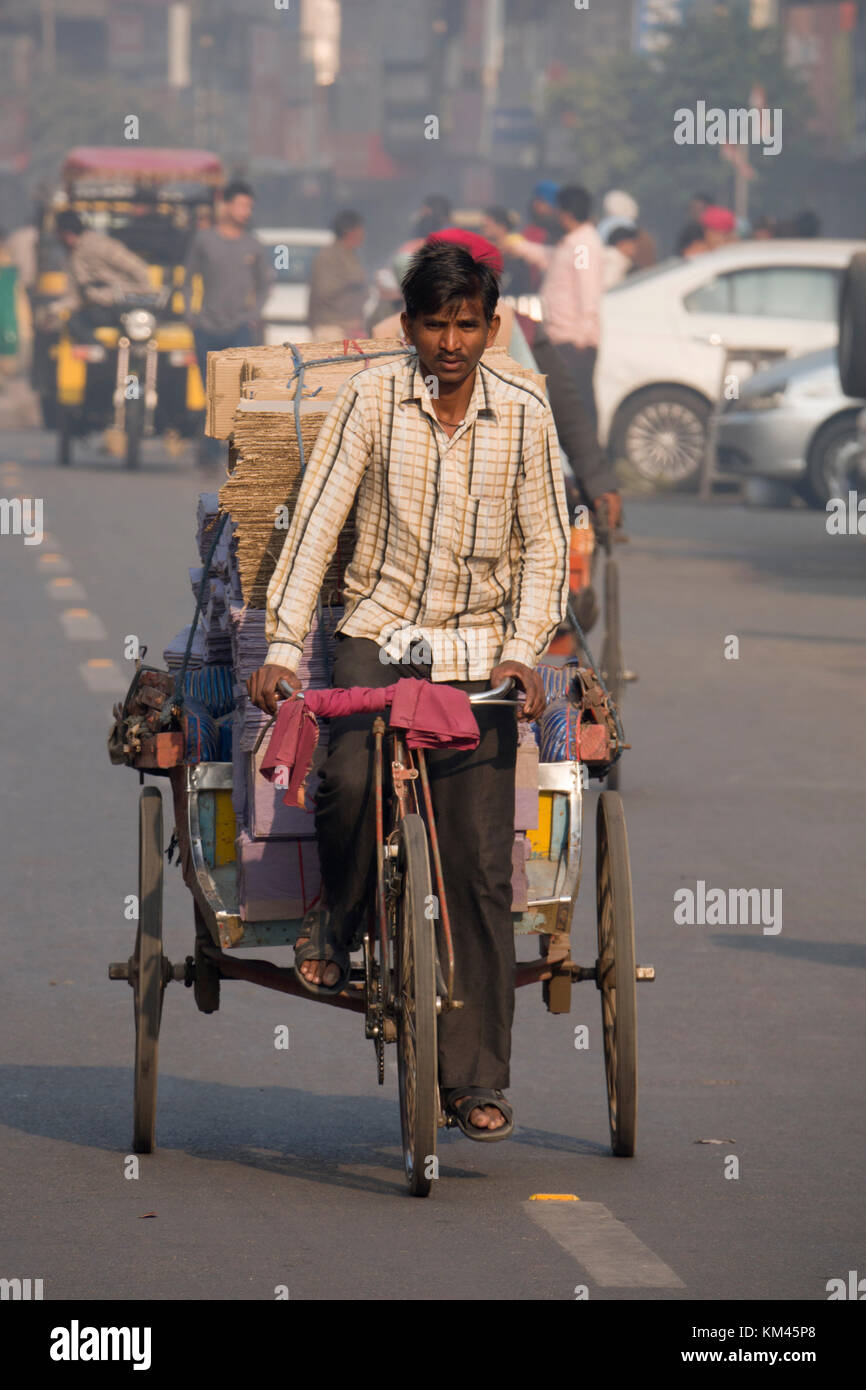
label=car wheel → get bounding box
[838,252,866,400]
[610,387,711,490]
[804,414,863,508]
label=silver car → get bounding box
[715,347,865,507]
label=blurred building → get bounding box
[1,0,864,243]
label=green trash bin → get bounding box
[0,264,19,356]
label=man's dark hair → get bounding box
[333,208,363,239]
[692,191,713,206]
[55,210,84,236]
[223,179,254,202]
[401,240,499,323]
[608,223,637,248]
[556,184,592,222]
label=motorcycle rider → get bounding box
[54,210,153,338]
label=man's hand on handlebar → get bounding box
[490,661,545,722]
[247,664,300,715]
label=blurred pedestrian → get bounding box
[603,224,639,289]
[184,179,271,379]
[184,178,271,465]
[523,180,561,246]
[480,205,531,296]
[688,191,715,223]
[700,205,738,250]
[308,209,367,342]
[504,184,605,437]
[411,194,453,239]
[597,189,657,270]
[676,221,709,258]
[751,215,776,240]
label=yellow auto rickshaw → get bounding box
[33,146,223,468]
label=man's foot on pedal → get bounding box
[448,1093,507,1131]
[295,938,341,989]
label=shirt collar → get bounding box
[400,354,499,425]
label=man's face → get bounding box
[58,230,79,250]
[401,295,499,387]
[342,224,364,250]
[226,194,253,228]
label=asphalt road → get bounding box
[1,427,864,1303]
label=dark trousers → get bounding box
[556,342,599,440]
[314,637,518,1089]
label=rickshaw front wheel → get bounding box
[393,814,438,1197]
[596,792,637,1157]
[133,787,166,1153]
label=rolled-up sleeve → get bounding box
[499,401,570,669]
[265,381,372,671]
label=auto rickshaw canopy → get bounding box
[61,148,225,188]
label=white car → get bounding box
[597,238,863,486]
[255,227,334,345]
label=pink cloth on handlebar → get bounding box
[259,680,481,809]
[388,678,479,750]
[302,685,397,718]
[302,680,479,750]
[259,698,320,810]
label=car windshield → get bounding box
[263,243,322,285]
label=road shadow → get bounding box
[0,1066,605,1194]
[709,934,866,969]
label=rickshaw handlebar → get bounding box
[276,676,517,708]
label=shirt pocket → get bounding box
[457,495,510,561]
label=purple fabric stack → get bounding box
[236,830,323,922]
[163,622,205,672]
[228,591,343,918]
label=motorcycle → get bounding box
[55,288,202,470]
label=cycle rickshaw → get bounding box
[109,619,654,1197]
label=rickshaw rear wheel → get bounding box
[393,814,438,1197]
[600,558,623,791]
[596,792,637,1157]
[133,787,166,1153]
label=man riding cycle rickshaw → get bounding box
[247,240,570,1140]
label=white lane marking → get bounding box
[524,1199,685,1288]
[46,576,87,602]
[59,608,107,641]
[37,552,72,574]
[80,659,128,693]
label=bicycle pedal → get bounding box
[623,669,639,682]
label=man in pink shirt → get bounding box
[504,184,604,437]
